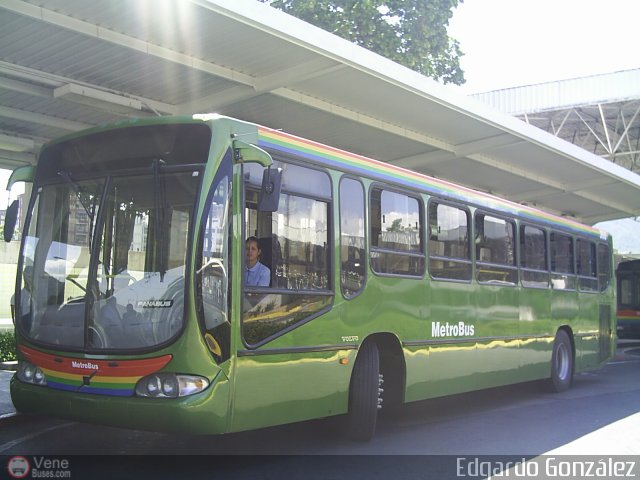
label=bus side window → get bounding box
[550,232,576,290]
[340,177,366,297]
[370,187,424,276]
[428,201,471,281]
[577,239,597,292]
[200,174,230,325]
[520,224,549,288]
[597,243,611,292]
[474,213,517,285]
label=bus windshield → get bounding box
[17,169,201,351]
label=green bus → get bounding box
[5,115,615,440]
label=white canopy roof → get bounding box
[1,0,640,224]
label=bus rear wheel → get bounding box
[549,330,574,392]
[345,341,382,441]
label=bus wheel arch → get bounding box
[549,327,575,393]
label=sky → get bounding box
[448,0,640,94]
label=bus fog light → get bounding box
[17,361,47,386]
[135,374,209,398]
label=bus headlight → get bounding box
[135,373,209,398]
[17,361,47,386]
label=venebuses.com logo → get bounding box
[7,456,29,479]
[6,456,71,478]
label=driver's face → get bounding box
[245,241,260,267]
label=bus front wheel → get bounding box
[549,330,574,393]
[345,341,382,441]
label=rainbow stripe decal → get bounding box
[617,310,640,321]
[20,345,172,397]
[258,127,603,238]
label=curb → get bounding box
[0,413,22,427]
[0,361,17,371]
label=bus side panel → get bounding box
[473,283,521,388]
[550,288,578,333]
[574,292,601,371]
[230,349,353,433]
[518,287,553,381]
[405,280,477,402]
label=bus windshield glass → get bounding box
[18,169,201,351]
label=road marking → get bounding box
[0,421,75,453]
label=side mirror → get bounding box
[258,167,282,212]
[3,199,19,242]
[4,164,35,242]
[7,165,35,190]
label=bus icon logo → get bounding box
[7,456,30,479]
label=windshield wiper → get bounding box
[57,170,95,221]
[152,159,168,282]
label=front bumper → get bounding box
[10,373,230,434]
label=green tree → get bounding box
[260,0,465,85]
[388,218,405,232]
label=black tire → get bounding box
[345,342,381,441]
[549,330,574,392]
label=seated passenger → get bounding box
[245,236,271,287]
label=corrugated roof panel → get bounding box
[0,116,65,140]
[1,17,232,106]
[19,0,313,79]
[473,69,640,115]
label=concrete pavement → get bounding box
[0,369,15,419]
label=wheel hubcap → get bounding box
[556,343,570,380]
